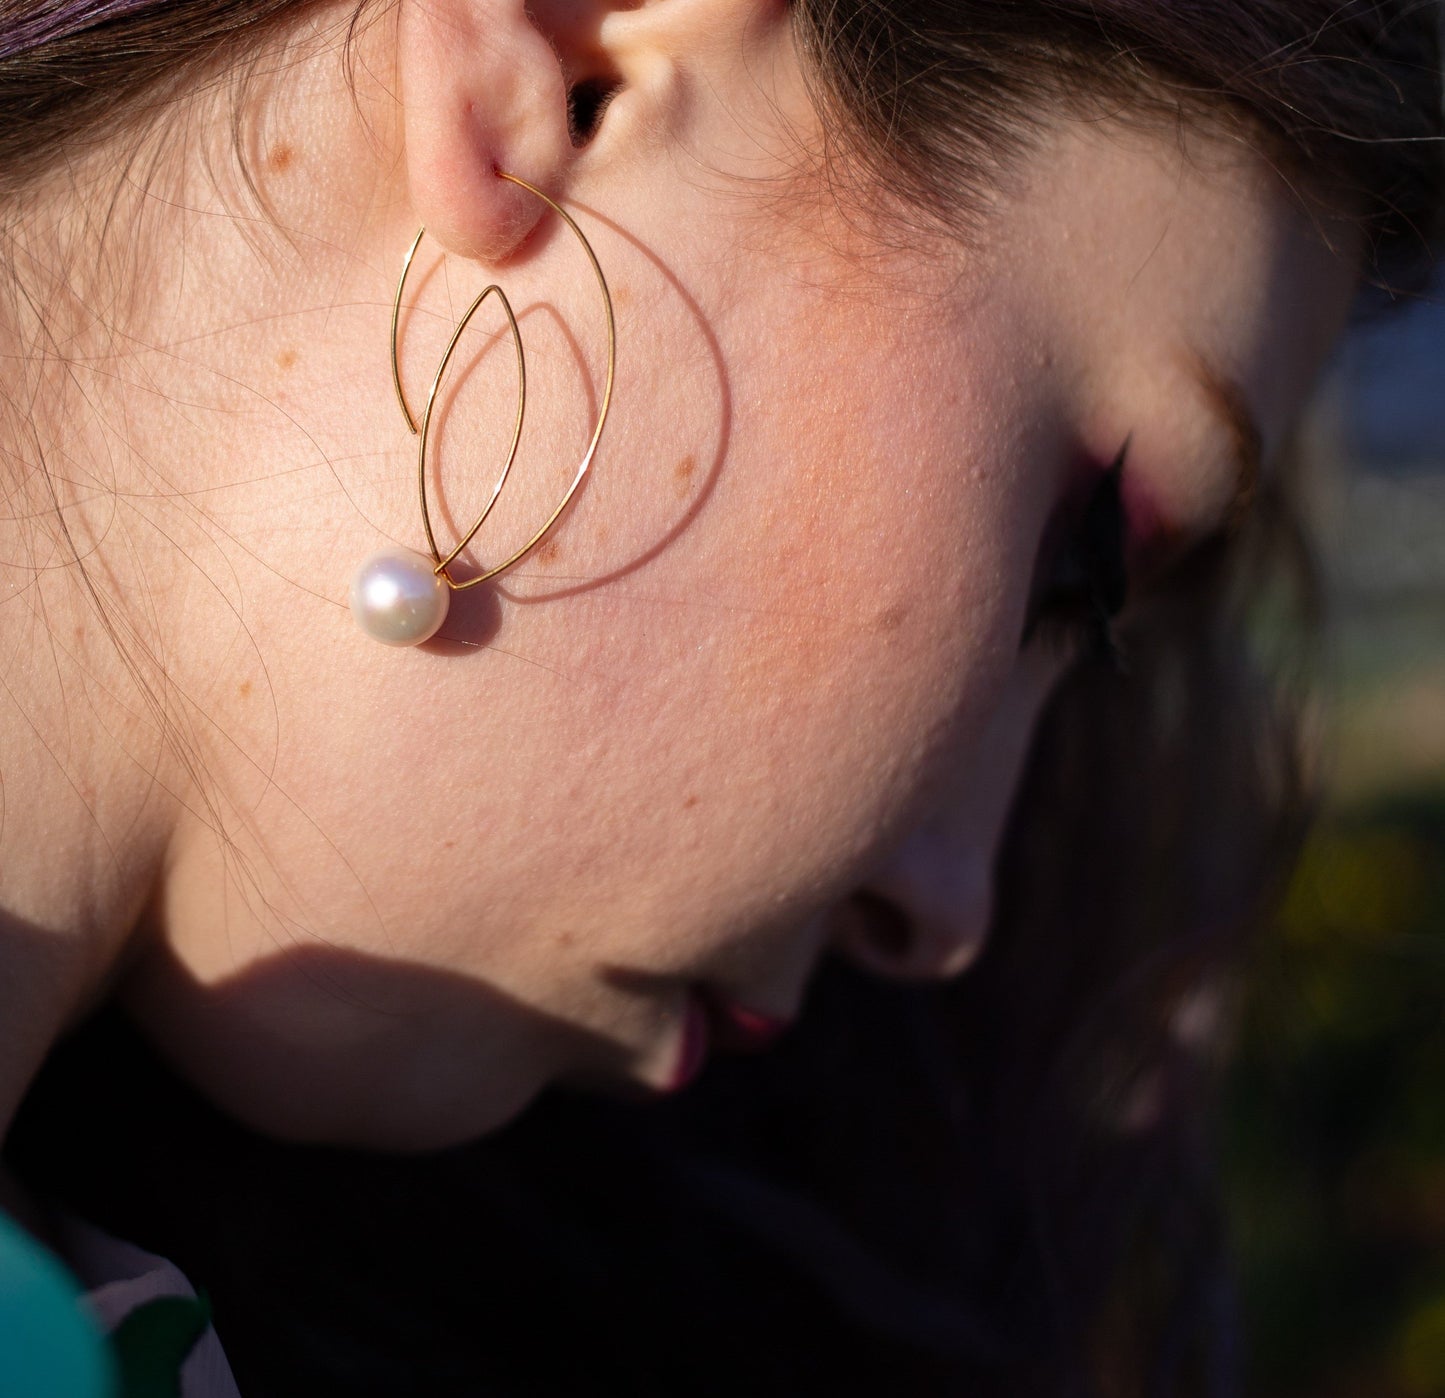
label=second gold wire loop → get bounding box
[390,171,616,590]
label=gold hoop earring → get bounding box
[351,170,616,646]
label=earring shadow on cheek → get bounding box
[418,582,503,656]
[482,207,734,607]
[387,209,734,652]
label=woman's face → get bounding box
[118,17,1357,1148]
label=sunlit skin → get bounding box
[0,0,1356,1149]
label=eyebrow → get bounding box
[1189,355,1265,530]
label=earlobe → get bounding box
[397,0,577,263]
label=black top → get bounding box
[10,963,1049,1398]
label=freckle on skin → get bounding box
[535,538,562,564]
[238,680,253,699]
[875,604,909,633]
[673,455,697,500]
[683,793,700,809]
[276,348,298,372]
[267,143,296,173]
[442,839,456,850]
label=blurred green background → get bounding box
[1224,294,1445,1398]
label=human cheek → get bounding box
[676,321,1050,878]
[435,324,1052,990]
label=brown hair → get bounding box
[3,1,1440,263]
[792,0,1443,280]
[0,0,299,195]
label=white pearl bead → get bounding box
[350,547,450,646]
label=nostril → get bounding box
[849,890,915,964]
[834,867,994,983]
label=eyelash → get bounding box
[1022,438,1131,670]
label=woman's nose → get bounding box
[833,828,995,982]
[832,649,1069,982]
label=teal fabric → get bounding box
[0,1209,117,1398]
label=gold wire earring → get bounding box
[351,170,616,646]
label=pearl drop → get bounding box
[350,547,450,646]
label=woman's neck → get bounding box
[0,10,405,1144]
[0,258,182,1131]
[0,905,107,1141]
[0,164,180,1148]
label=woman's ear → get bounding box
[397,0,798,264]
[397,0,596,263]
